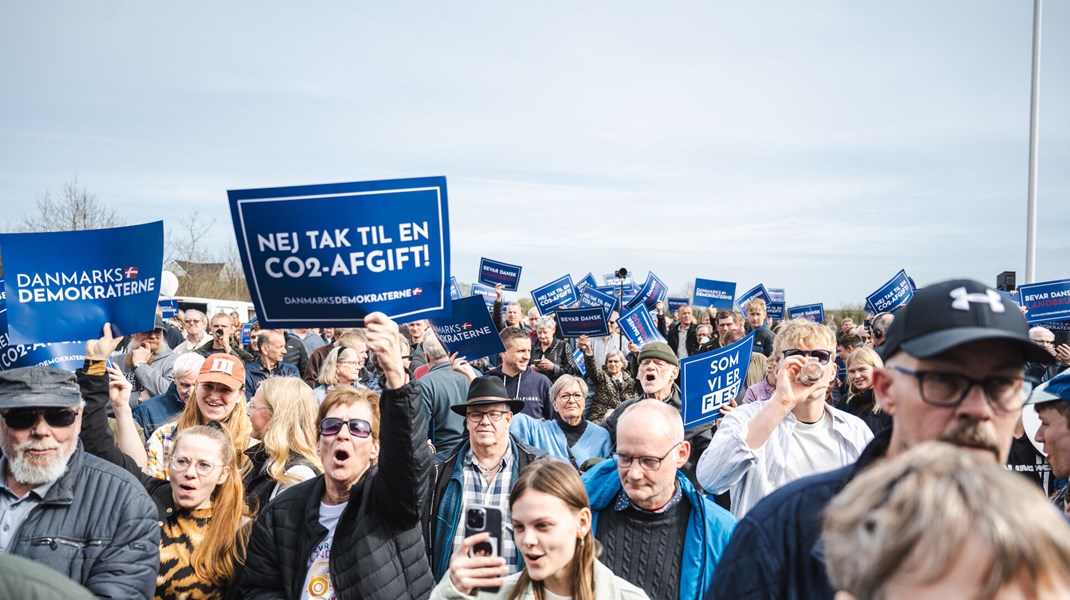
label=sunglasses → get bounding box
[2,407,79,430]
[781,348,833,365]
[318,417,373,438]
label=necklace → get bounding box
[476,461,501,481]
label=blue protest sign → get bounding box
[469,282,497,308]
[767,302,786,321]
[621,283,640,307]
[478,258,522,292]
[449,276,462,301]
[0,280,85,372]
[158,298,179,319]
[579,286,618,318]
[735,284,771,314]
[787,303,825,322]
[680,332,754,429]
[603,273,633,287]
[767,288,785,304]
[556,307,610,338]
[429,296,506,362]
[241,315,259,346]
[571,347,587,377]
[626,272,669,311]
[618,304,667,346]
[1018,278,1070,324]
[667,297,690,314]
[576,273,598,294]
[531,275,577,316]
[693,279,736,310]
[228,176,451,328]
[865,269,915,315]
[1045,321,1070,332]
[0,221,164,344]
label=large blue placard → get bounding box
[680,332,754,429]
[478,258,522,292]
[556,306,610,338]
[1018,278,1070,324]
[626,271,669,311]
[429,296,506,362]
[0,221,164,344]
[0,280,85,372]
[787,303,825,322]
[579,286,618,317]
[469,282,497,308]
[531,275,577,316]
[865,269,915,314]
[228,177,451,328]
[618,304,667,347]
[735,284,771,314]
[693,278,736,310]
[576,273,598,293]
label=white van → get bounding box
[172,296,256,323]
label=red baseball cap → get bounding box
[198,354,245,389]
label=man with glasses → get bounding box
[1028,325,1062,383]
[0,365,159,598]
[424,375,545,581]
[708,279,1055,599]
[173,309,211,355]
[583,399,736,600]
[697,318,873,517]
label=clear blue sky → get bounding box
[2,1,1067,309]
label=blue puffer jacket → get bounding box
[583,459,736,600]
[704,429,890,600]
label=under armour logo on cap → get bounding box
[949,287,1005,313]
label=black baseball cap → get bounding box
[878,279,1052,364]
[0,366,82,410]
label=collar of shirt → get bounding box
[613,479,682,514]
[0,456,57,501]
[464,444,515,471]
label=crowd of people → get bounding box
[1,276,1070,599]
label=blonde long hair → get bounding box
[170,425,251,588]
[256,377,322,484]
[507,461,598,600]
[176,386,252,476]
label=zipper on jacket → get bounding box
[32,536,105,550]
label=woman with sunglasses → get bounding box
[239,312,435,600]
[78,331,251,599]
[244,376,322,515]
[435,460,648,600]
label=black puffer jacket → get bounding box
[239,380,433,600]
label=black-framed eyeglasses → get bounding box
[782,348,833,365]
[612,441,682,471]
[319,417,373,438]
[466,410,507,424]
[170,456,224,477]
[1,407,79,430]
[891,366,1027,413]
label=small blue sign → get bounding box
[767,302,786,321]
[626,272,669,311]
[1019,278,1070,325]
[158,298,179,319]
[736,284,771,314]
[680,332,754,429]
[0,280,85,372]
[667,297,690,314]
[449,276,462,301]
[603,273,633,287]
[228,176,451,328]
[618,304,667,347]
[470,282,497,308]
[576,273,598,294]
[532,275,577,316]
[556,306,610,338]
[767,288,785,304]
[693,279,736,310]
[0,221,164,344]
[579,286,618,318]
[865,269,915,315]
[241,315,259,346]
[787,303,825,322]
[429,296,506,362]
[478,258,523,292]
[572,347,587,377]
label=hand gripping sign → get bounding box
[228,177,451,328]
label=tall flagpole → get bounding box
[1025,0,1042,284]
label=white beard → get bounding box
[7,441,74,486]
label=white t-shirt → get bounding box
[300,501,348,600]
[783,411,844,482]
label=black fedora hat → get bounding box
[450,376,526,416]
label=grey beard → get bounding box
[8,444,74,486]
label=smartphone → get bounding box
[464,505,503,593]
